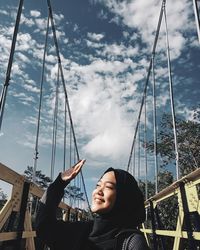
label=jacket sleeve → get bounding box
[36,174,71,247]
[36,174,93,249]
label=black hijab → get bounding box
[88,168,145,250]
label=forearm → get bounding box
[36,173,70,243]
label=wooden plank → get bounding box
[0,199,13,230]
[0,162,24,185]
[24,210,35,250]
[0,231,36,241]
[141,229,200,240]
[146,167,200,204]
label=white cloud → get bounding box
[21,14,35,27]
[0,10,9,15]
[24,84,40,94]
[102,43,139,58]
[35,18,47,30]
[0,0,198,184]
[87,32,104,41]
[95,0,194,59]
[30,10,41,18]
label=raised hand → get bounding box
[61,159,86,182]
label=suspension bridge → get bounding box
[0,0,200,249]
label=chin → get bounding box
[91,205,100,213]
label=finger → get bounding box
[74,159,86,173]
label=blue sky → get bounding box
[0,0,200,206]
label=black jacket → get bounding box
[36,174,149,250]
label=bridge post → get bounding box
[15,181,30,250]
[154,206,166,250]
[149,200,158,250]
[179,182,196,250]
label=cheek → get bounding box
[106,192,116,208]
[91,190,96,203]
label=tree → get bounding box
[23,166,85,210]
[142,107,200,249]
[139,171,177,249]
[0,188,7,210]
[24,166,52,188]
[64,185,85,208]
[146,109,200,177]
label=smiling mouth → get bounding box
[94,198,104,203]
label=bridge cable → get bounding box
[47,0,92,216]
[63,101,67,172]
[138,123,141,180]
[33,13,50,183]
[144,93,148,200]
[193,0,200,43]
[152,54,159,193]
[163,1,180,180]
[50,64,60,181]
[127,1,164,172]
[0,0,24,131]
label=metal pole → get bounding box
[163,1,180,180]
[193,0,200,43]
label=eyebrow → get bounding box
[98,180,116,186]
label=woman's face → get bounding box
[91,171,116,214]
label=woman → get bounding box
[36,159,150,249]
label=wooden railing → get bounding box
[0,162,88,250]
[142,168,200,249]
[1,162,200,249]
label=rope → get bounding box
[152,54,159,193]
[46,0,92,216]
[50,64,60,181]
[144,93,148,200]
[133,143,136,176]
[138,123,141,180]
[193,0,200,43]
[163,1,180,180]
[33,13,50,183]
[127,1,164,172]
[63,101,67,172]
[0,0,24,131]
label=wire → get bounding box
[152,54,159,193]
[163,0,180,180]
[33,13,50,183]
[0,0,24,131]
[63,101,67,172]
[127,1,164,172]
[144,92,148,200]
[47,0,92,216]
[50,64,60,181]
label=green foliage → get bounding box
[140,107,200,248]
[147,107,200,177]
[64,185,85,208]
[24,166,52,188]
[23,166,85,208]
[0,188,7,210]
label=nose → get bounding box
[96,186,103,196]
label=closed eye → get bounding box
[105,185,115,189]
